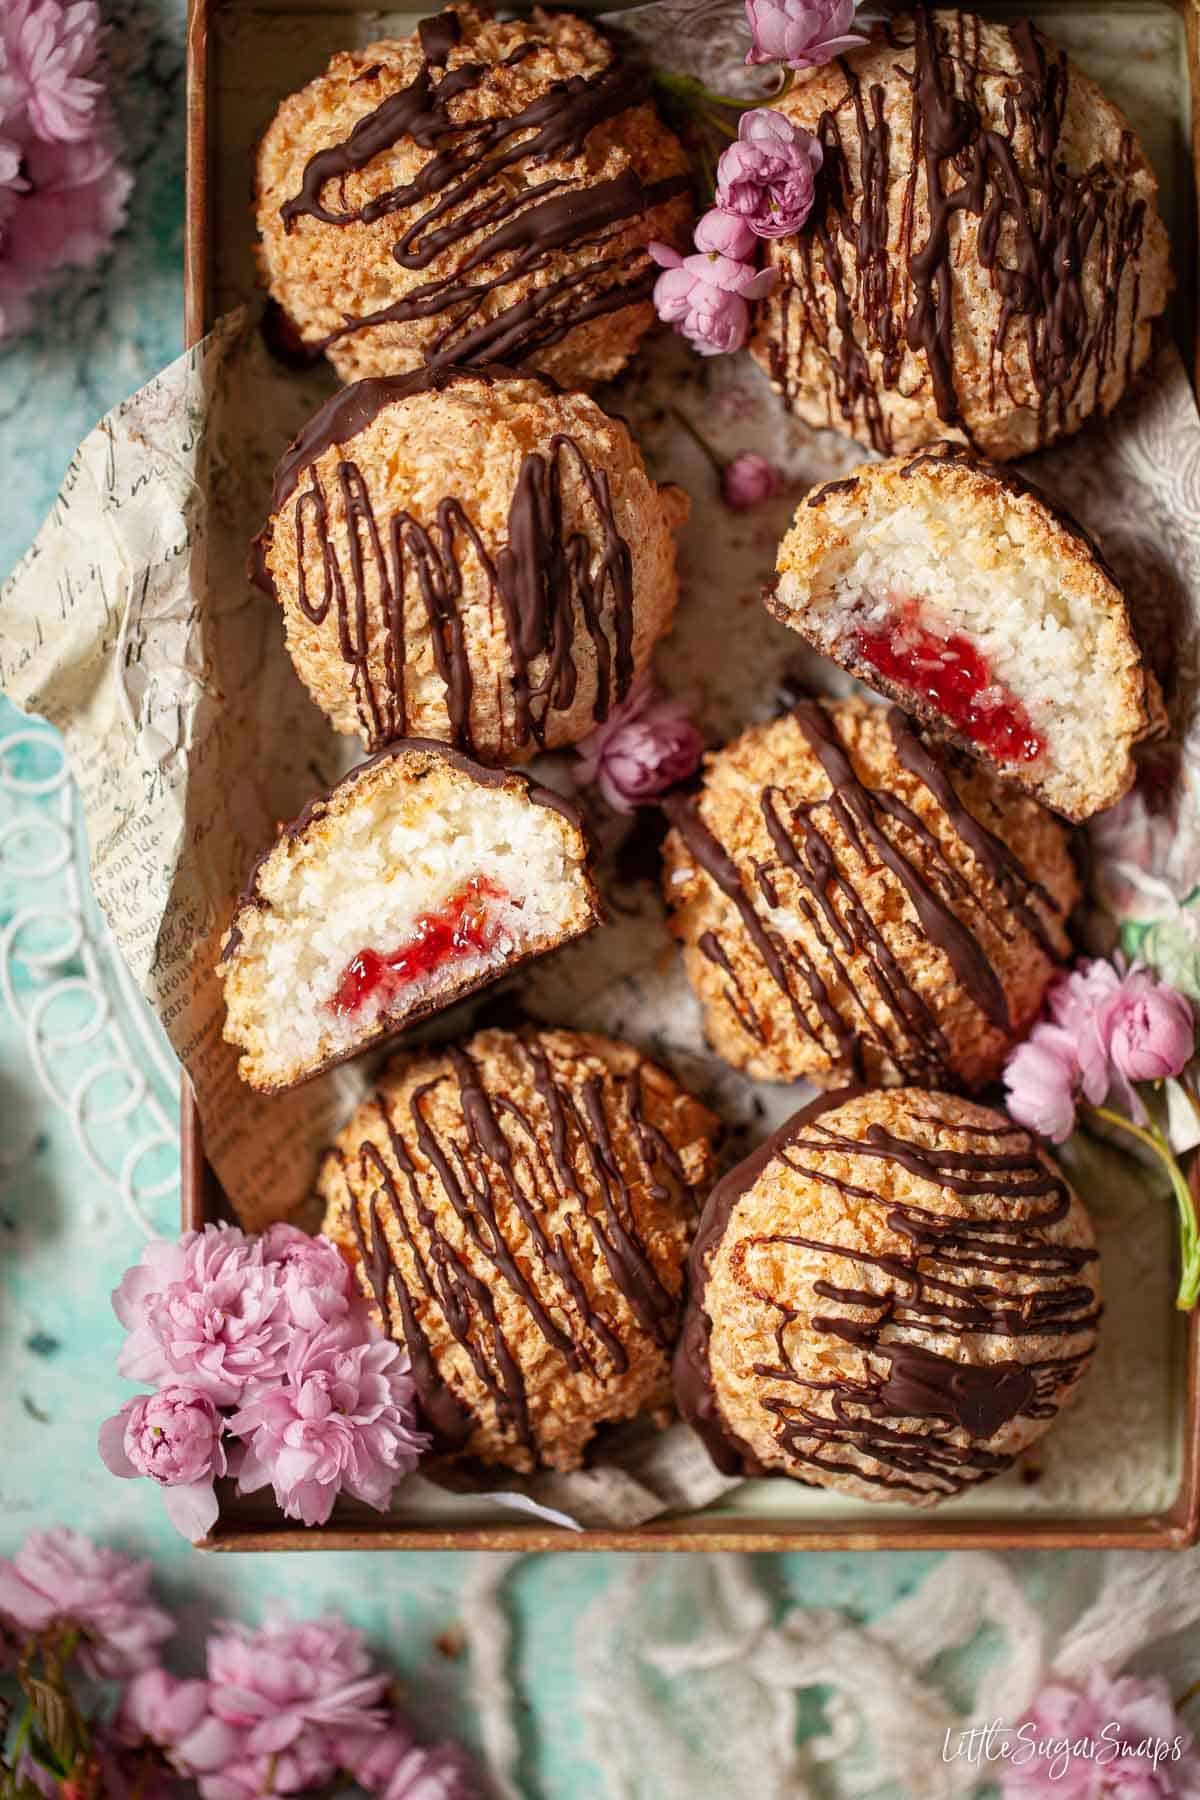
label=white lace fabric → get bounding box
[461,1552,1200,1798]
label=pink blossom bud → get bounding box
[1104,971,1195,1084]
[716,108,823,238]
[722,452,781,510]
[744,0,867,70]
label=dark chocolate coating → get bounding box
[665,702,1066,1088]
[766,7,1152,453]
[254,371,641,757]
[674,1088,1099,1498]
[338,1031,704,1462]
[275,8,691,372]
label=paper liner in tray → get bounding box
[3,309,1200,1527]
[7,0,1200,1526]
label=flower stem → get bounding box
[1084,1103,1200,1310]
[7,1702,34,1770]
[652,67,793,115]
[699,107,739,140]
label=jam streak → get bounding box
[342,1038,697,1459]
[664,702,1066,1081]
[675,1091,1099,1498]
[279,10,691,368]
[291,430,635,753]
[771,6,1149,451]
[330,874,507,1018]
[853,603,1045,764]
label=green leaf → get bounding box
[19,1673,80,1773]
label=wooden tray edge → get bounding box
[180,0,1200,1552]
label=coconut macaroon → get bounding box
[768,446,1164,821]
[662,698,1078,1092]
[319,1027,719,1472]
[255,3,693,387]
[253,367,687,761]
[219,744,600,1094]
[675,1087,1101,1507]
[750,8,1170,461]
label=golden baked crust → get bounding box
[254,4,693,386]
[750,9,1171,460]
[769,444,1166,822]
[662,698,1078,1089]
[675,1087,1100,1507]
[319,1027,719,1472]
[257,370,687,759]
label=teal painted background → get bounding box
[0,4,1144,1792]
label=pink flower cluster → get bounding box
[0,1528,173,1680]
[0,1528,475,1799]
[576,675,703,811]
[1005,958,1195,1143]
[1001,1668,1200,1797]
[0,1,131,340]
[121,1616,476,1800]
[100,1223,429,1537]
[651,108,820,356]
[744,0,867,69]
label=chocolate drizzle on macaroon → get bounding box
[768,4,1151,452]
[278,8,691,370]
[674,1089,1100,1499]
[665,702,1066,1088]
[253,370,637,756]
[338,1035,700,1463]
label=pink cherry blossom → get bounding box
[230,1322,428,1526]
[1048,959,1123,1105]
[716,107,823,238]
[349,1731,479,1800]
[744,0,867,69]
[115,1667,218,1780]
[5,0,104,142]
[1003,1023,1081,1144]
[113,1223,291,1406]
[99,1388,228,1541]
[262,1222,356,1328]
[650,235,776,357]
[1001,1667,1200,1797]
[198,1615,389,1795]
[0,0,131,339]
[0,1528,173,1678]
[692,205,757,261]
[684,226,778,299]
[722,451,782,510]
[197,1734,340,1800]
[576,677,703,812]
[1104,967,1195,1087]
[339,1721,478,1797]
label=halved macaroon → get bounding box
[219,741,601,1092]
[766,443,1165,822]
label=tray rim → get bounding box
[182,0,1200,1553]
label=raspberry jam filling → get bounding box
[853,602,1046,765]
[330,875,509,1019]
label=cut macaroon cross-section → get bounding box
[767,444,1165,822]
[218,741,601,1093]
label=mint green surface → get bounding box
[0,5,1124,1793]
